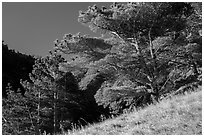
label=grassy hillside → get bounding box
[66,88,202,135]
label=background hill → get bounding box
[2,41,35,97]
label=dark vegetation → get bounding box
[2,2,202,135]
[2,41,35,97]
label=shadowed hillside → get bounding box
[2,41,35,97]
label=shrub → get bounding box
[95,84,156,115]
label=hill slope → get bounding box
[66,88,202,135]
[2,41,35,97]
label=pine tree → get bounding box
[53,2,198,114]
[77,2,194,98]
[2,87,37,135]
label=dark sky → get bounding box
[2,2,112,56]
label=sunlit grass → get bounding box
[65,88,202,135]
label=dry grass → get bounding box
[66,89,202,135]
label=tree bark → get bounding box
[36,90,40,135]
[53,84,57,134]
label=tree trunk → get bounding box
[148,26,160,101]
[36,90,40,135]
[191,59,199,76]
[53,84,57,134]
[148,27,154,59]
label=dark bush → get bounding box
[95,84,157,115]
